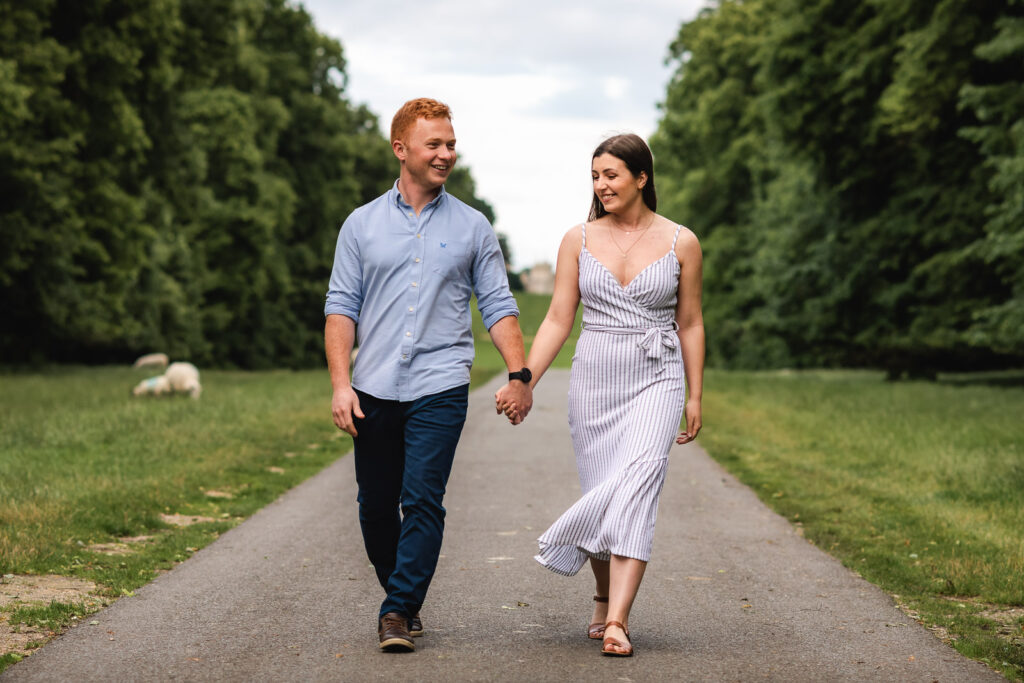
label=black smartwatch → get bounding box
[509,367,532,384]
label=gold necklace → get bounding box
[612,214,653,235]
[608,213,655,258]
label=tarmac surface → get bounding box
[3,370,1004,682]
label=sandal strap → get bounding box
[593,595,608,603]
[604,620,629,636]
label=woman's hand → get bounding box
[676,399,702,444]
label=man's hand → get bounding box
[332,386,365,436]
[495,381,533,426]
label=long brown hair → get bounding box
[588,133,657,221]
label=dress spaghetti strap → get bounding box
[671,224,683,250]
[581,222,588,248]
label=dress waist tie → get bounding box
[583,322,679,373]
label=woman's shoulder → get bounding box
[555,224,584,259]
[562,223,584,243]
[670,223,701,260]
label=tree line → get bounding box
[0,0,494,368]
[651,0,1023,377]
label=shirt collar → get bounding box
[392,179,447,211]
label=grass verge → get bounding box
[699,369,1024,680]
[0,366,348,670]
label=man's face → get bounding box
[395,117,457,190]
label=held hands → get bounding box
[495,381,533,426]
[332,386,364,436]
[676,399,702,444]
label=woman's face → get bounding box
[592,153,645,213]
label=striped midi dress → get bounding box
[535,223,686,576]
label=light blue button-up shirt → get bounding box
[325,181,519,402]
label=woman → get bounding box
[496,133,704,656]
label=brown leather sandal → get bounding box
[601,620,633,657]
[588,595,608,639]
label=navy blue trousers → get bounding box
[352,384,468,620]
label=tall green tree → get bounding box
[652,0,1023,374]
[959,3,1024,355]
[0,0,498,368]
[651,0,778,367]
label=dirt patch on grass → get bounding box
[160,513,217,527]
[0,575,96,609]
[979,605,1024,625]
[979,606,1024,646]
[119,535,155,544]
[1,622,46,659]
[935,597,1024,647]
[85,542,132,555]
[927,623,959,643]
[1,575,101,660]
[85,535,156,555]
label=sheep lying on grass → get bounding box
[132,352,169,370]
[132,362,202,399]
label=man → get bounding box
[324,98,533,653]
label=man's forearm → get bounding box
[325,314,357,390]
[487,315,526,370]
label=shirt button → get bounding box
[416,233,422,239]
[407,212,414,217]
[402,354,408,360]
[414,257,421,263]
[411,281,418,287]
[405,331,411,337]
[408,307,414,312]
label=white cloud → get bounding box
[300,0,708,267]
[603,76,629,101]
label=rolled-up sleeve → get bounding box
[472,218,519,329]
[324,213,364,321]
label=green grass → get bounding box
[0,366,350,591]
[7,601,89,632]
[0,654,23,669]
[700,369,1024,680]
[471,291,582,372]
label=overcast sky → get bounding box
[300,0,708,269]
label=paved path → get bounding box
[3,371,1002,682]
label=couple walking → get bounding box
[324,98,704,657]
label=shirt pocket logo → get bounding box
[432,240,468,283]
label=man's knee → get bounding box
[358,494,401,519]
[400,491,446,524]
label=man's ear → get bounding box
[392,139,406,162]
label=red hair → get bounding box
[390,98,453,144]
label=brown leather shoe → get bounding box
[410,612,423,637]
[378,612,414,652]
